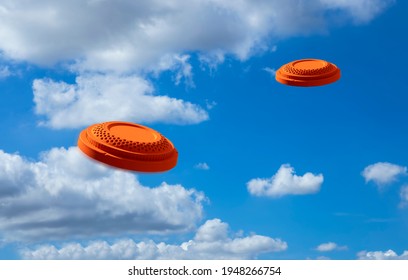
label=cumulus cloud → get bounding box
[20,219,287,259]
[315,242,347,252]
[0,0,393,72]
[362,162,407,187]
[247,164,323,197]
[33,74,209,128]
[357,249,408,260]
[0,147,205,241]
[194,162,210,170]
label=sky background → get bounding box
[0,0,407,260]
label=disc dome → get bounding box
[77,121,178,172]
[276,58,340,87]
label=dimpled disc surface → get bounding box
[77,121,178,172]
[276,58,341,87]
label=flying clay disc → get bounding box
[276,58,340,87]
[77,121,178,172]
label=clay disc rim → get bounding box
[276,58,341,87]
[77,121,178,172]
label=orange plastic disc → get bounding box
[275,58,340,87]
[77,121,178,172]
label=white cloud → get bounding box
[0,65,12,78]
[172,54,195,87]
[357,249,408,260]
[20,219,287,259]
[263,67,277,77]
[0,0,393,73]
[362,162,407,186]
[33,74,209,128]
[0,147,205,241]
[399,185,408,207]
[194,162,210,170]
[316,242,347,252]
[247,164,323,197]
[319,0,395,23]
[316,242,337,252]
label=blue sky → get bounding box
[0,0,408,260]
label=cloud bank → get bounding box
[0,0,393,72]
[21,219,287,259]
[0,147,205,241]
[247,164,323,197]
